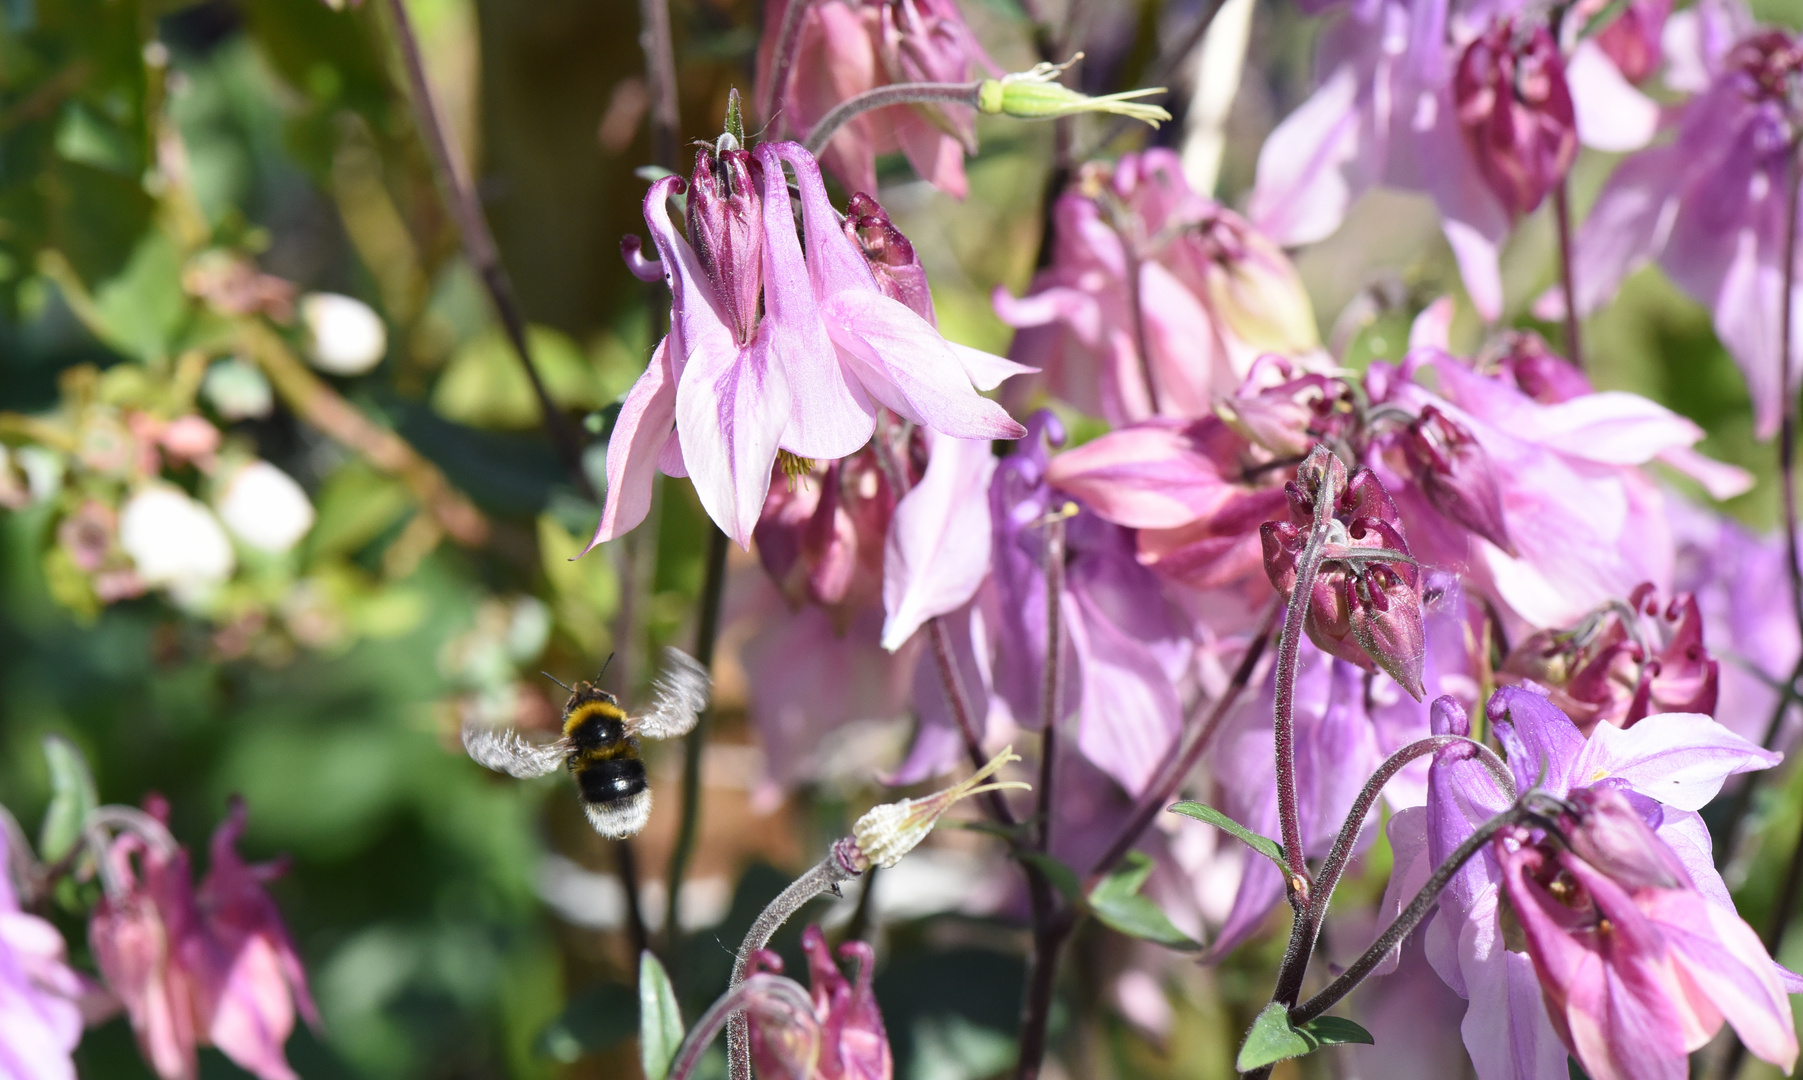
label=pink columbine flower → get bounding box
[746,926,892,1080]
[88,797,316,1080]
[1,830,105,1080]
[592,141,1025,549]
[1379,688,1794,1080]
[1498,785,1797,1080]
[754,0,994,197]
[1550,28,1803,438]
[993,150,1322,426]
[1250,0,1660,320]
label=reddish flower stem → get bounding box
[761,0,815,129]
[1553,178,1584,370]
[1274,465,1338,891]
[637,0,681,171]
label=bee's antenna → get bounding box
[595,652,617,684]
[540,672,574,693]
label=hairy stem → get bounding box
[380,0,587,490]
[1274,466,1339,890]
[1289,805,1527,1026]
[1270,734,1513,1007]
[726,855,862,1079]
[1553,179,1584,370]
[664,526,731,946]
[1083,602,1279,887]
[804,82,983,155]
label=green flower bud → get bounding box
[978,56,1171,127]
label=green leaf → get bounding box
[1085,852,1200,950]
[639,951,684,1080]
[533,982,637,1062]
[1236,1004,1374,1072]
[38,735,96,864]
[1016,851,1083,902]
[1168,801,1287,869]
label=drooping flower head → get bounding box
[745,926,893,1080]
[591,136,1025,549]
[1453,17,1578,216]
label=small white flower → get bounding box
[299,293,387,376]
[120,486,235,589]
[202,358,274,420]
[217,461,315,554]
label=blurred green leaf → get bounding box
[433,325,609,430]
[1169,801,1287,869]
[640,950,684,1080]
[1016,851,1082,902]
[533,981,637,1063]
[1085,851,1199,950]
[38,733,96,863]
[1236,1003,1372,1071]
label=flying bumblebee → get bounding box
[463,648,711,838]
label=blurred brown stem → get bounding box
[638,0,681,169]
[238,322,489,548]
[380,0,588,493]
[662,525,730,948]
[1553,180,1584,370]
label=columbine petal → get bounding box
[583,339,676,552]
[1571,710,1779,812]
[1566,40,1660,153]
[882,433,998,650]
[675,325,793,548]
[1249,64,1368,246]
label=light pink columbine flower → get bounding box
[1380,688,1794,1080]
[1550,27,1803,438]
[745,926,892,1080]
[754,0,995,198]
[1499,785,1796,1080]
[993,150,1323,426]
[1250,0,1659,319]
[88,797,317,1080]
[1,831,105,1080]
[594,141,1025,549]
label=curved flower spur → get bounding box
[462,648,712,838]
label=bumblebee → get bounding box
[463,648,711,838]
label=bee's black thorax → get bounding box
[561,683,647,806]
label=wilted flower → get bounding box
[755,0,994,197]
[995,151,1322,425]
[298,293,387,376]
[975,59,1171,125]
[119,486,235,594]
[1261,447,1426,698]
[590,140,1024,549]
[215,461,315,556]
[89,798,316,1080]
[840,746,1026,871]
[1502,585,1720,731]
[1452,18,1577,217]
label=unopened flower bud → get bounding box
[299,293,386,376]
[843,192,935,322]
[978,57,1171,126]
[1401,405,1515,554]
[842,746,1029,871]
[1454,18,1577,216]
[688,139,765,344]
[1496,332,1591,403]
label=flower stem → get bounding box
[1778,141,1803,660]
[1269,733,1513,1007]
[760,0,815,130]
[804,82,984,156]
[1082,601,1279,887]
[636,0,681,171]
[1287,804,1528,1026]
[663,524,730,948]
[1013,510,1072,1080]
[726,856,862,1080]
[379,0,588,491]
[1274,462,1339,893]
[1553,178,1584,369]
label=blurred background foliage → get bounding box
[6,0,1803,1077]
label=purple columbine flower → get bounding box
[1380,687,1792,1080]
[591,141,1026,549]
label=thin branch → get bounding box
[1274,465,1339,889]
[380,0,589,492]
[637,0,681,170]
[663,525,730,945]
[761,0,815,129]
[1553,179,1584,369]
[804,82,983,155]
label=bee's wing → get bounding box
[463,723,567,778]
[628,647,711,740]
